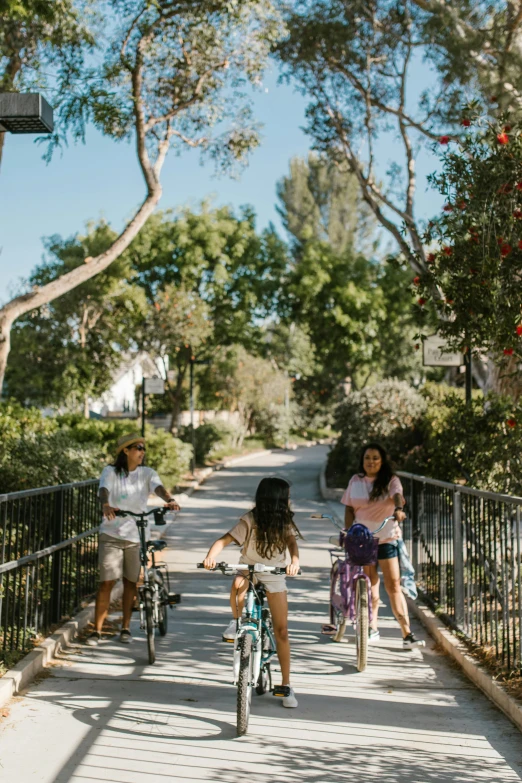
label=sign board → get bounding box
[423,335,464,367]
[144,377,165,395]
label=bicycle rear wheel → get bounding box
[156,573,168,636]
[355,578,368,672]
[237,634,253,736]
[143,588,155,665]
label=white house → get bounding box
[89,352,166,417]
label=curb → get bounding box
[0,581,123,710]
[407,597,522,733]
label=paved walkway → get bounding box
[1,446,522,782]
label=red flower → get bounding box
[497,132,509,145]
[518,240,522,250]
[514,210,522,219]
[443,203,454,212]
[461,119,471,127]
[414,344,420,351]
[413,276,421,285]
[504,348,514,355]
[504,124,512,132]
[498,183,513,195]
[418,297,427,306]
[439,135,450,145]
[427,253,436,263]
[500,243,513,257]
[443,246,453,256]
[517,325,522,336]
[490,95,498,102]
[446,298,454,304]
[469,268,477,275]
[517,182,522,191]
[497,236,504,245]
[457,200,467,210]
[507,418,517,428]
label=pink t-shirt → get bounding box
[341,474,404,543]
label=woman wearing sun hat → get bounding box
[86,432,180,646]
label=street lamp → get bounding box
[189,357,211,475]
[0,93,54,134]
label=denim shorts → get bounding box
[377,542,399,561]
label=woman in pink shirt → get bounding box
[341,442,424,649]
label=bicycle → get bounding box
[115,507,181,664]
[197,561,299,736]
[311,512,393,672]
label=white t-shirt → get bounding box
[99,465,163,542]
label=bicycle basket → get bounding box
[344,524,378,566]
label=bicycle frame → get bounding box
[233,567,277,686]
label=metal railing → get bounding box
[399,471,522,671]
[0,479,100,659]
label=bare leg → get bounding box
[380,557,411,637]
[364,564,380,631]
[267,591,291,686]
[93,580,116,633]
[122,578,137,631]
[229,575,249,619]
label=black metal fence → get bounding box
[0,479,100,660]
[399,471,522,671]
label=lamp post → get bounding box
[0,93,54,134]
[189,357,211,475]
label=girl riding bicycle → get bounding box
[342,442,424,649]
[203,476,301,708]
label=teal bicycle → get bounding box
[198,562,297,735]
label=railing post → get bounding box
[453,490,465,627]
[50,489,65,625]
[411,477,420,571]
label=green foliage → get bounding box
[0,406,191,493]
[178,421,236,465]
[327,380,426,488]
[419,112,522,361]
[405,384,522,495]
[6,222,146,408]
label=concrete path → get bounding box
[1,446,522,783]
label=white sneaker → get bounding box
[403,632,426,649]
[222,618,238,642]
[282,687,298,709]
[368,629,380,644]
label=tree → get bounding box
[0,0,283,392]
[128,204,289,350]
[138,284,212,429]
[276,152,376,255]
[5,222,146,412]
[417,111,522,398]
[0,0,94,171]
[278,1,522,276]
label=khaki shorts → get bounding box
[254,572,287,594]
[99,533,141,583]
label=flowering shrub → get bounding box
[418,112,522,362]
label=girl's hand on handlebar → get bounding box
[203,555,216,570]
[394,509,406,524]
[286,559,300,576]
[103,503,119,521]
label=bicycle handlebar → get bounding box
[197,562,301,576]
[312,512,400,536]
[114,507,170,524]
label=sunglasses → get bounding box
[132,444,146,452]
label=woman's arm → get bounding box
[286,534,300,575]
[99,487,118,520]
[154,484,181,511]
[203,533,237,569]
[393,492,406,523]
[344,505,355,529]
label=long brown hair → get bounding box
[252,477,301,558]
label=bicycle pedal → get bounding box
[167,592,181,605]
[272,686,290,698]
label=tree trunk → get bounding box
[0,132,5,173]
[0,185,162,394]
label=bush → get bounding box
[326,380,426,488]
[405,384,522,494]
[179,421,237,465]
[0,406,192,493]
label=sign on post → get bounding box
[423,335,464,367]
[144,377,165,395]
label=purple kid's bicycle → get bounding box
[311,512,395,672]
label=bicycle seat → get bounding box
[147,539,167,552]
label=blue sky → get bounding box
[0,64,442,304]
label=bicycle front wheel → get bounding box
[156,573,168,637]
[355,578,368,672]
[237,634,253,736]
[143,588,155,665]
